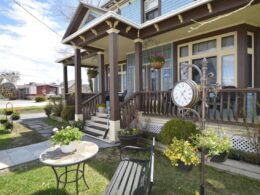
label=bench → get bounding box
[105,138,155,195]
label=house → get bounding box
[17,82,37,99]
[57,0,260,142]
[59,80,90,95]
[36,84,58,96]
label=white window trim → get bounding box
[247,32,254,88]
[177,32,238,87]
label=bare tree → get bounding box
[0,71,20,85]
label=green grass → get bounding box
[43,118,69,129]
[0,122,46,150]
[0,106,45,114]
[0,148,259,195]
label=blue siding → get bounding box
[161,0,194,15]
[121,0,141,24]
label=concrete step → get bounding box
[84,126,106,136]
[91,116,108,123]
[86,120,108,129]
[96,112,109,118]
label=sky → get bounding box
[0,0,90,85]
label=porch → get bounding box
[57,0,260,141]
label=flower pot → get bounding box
[5,111,13,115]
[87,70,98,79]
[177,161,193,172]
[211,151,228,163]
[151,61,164,69]
[60,141,78,154]
[119,134,140,146]
[98,107,106,113]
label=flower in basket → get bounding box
[164,138,200,167]
[87,69,98,79]
[149,55,165,69]
[51,126,84,153]
[193,129,232,158]
[118,128,140,136]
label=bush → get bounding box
[35,96,46,102]
[44,104,52,117]
[157,119,198,145]
[71,120,85,131]
[229,149,260,165]
[11,112,20,120]
[52,103,63,117]
[0,124,6,131]
[61,106,75,121]
[4,121,13,130]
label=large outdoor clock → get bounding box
[171,80,200,108]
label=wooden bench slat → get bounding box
[124,163,138,195]
[117,161,134,195]
[131,163,145,195]
[107,160,129,195]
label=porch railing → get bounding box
[66,93,96,105]
[82,93,102,120]
[120,88,260,127]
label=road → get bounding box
[0,100,47,108]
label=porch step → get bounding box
[83,112,110,139]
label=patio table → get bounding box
[39,141,99,195]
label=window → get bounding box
[222,55,235,86]
[179,62,189,80]
[192,40,216,55]
[247,32,254,87]
[192,57,217,84]
[222,35,234,49]
[180,46,188,57]
[247,34,253,48]
[144,0,159,21]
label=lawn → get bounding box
[0,122,46,150]
[0,148,259,195]
[0,106,45,114]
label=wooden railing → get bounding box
[120,93,140,129]
[120,89,260,126]
[66,93,96,105]
[82,93,102,120]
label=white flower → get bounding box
[53,128,59,133]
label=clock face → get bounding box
[172,81,194,107]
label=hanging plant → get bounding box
[87,69,98,79]
[150,55,165,69]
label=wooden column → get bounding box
[173,42,178,84]
[237,28,248,88]
[134,39,143,110]
[63,65,68,104]
[74,48,82,120]
[255,28,260,88]
[108,29,120,121]
[98,52,105,103]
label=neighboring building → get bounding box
[36,84,58,96]
[59,80,90,95]
[57,0,260,141]
[17,82,37,99]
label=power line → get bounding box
[12,0,62,38]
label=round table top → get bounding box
[39,141,99,167]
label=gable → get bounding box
[63,2,107,40]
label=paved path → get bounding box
[206,159,260,181]
[0,136,118,171]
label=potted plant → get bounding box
[51,126,84,154]
[96,103,106,113]
[87,69,98,79]
[11,112,20,120]
[194,130,232,162]
[118,128,141,146]
[0,117,8,124]
[164,138,200,172]
[149,55,165,69]
[4,108,13,115]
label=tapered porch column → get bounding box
[134,39,143,110]
[107,28,120,142]
[97,52,105,103]
[63,64,68,104]
[74,48,82,121]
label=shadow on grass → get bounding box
[30,188,69,195]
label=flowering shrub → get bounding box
[194,130,232,157]
[51,126,84,145]
[164,138,200,166]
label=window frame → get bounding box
[247,32,254,88]
[143,0,161,22]
[177,32,237,87]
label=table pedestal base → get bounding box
[52,162,89,195]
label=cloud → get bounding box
[0,0,85,85]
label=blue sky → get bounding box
[0,0,87,85]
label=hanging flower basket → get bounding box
[87,69,98,79]
[150,55,165,69]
